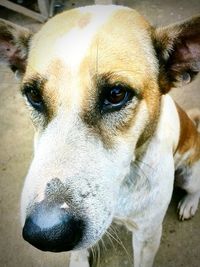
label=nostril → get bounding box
[22,203,85,252]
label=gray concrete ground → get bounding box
[0,1,200,267]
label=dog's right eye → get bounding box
[100,84,135,113]
[24,87,44,112]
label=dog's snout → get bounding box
[22,202,85,252]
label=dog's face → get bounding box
[0,5,199,252]
[20,6,160,251]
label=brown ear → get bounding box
[153,16,200,93]
[0,19,32,78]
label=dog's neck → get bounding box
[114,95,180,221]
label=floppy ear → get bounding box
[153,16,200,93]
[0,19,32,78]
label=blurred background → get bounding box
[0,1,200,266]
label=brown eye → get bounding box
[101,84,133,113]
[27,89,41,103]
[106,86,127,104]
[25,88,44,112]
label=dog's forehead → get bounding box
[26,5,156,80]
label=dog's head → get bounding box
[0,5,200,252]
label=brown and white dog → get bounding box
[0,5,200,267]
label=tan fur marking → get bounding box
[78,13,92,29]
[187,108,200,131]
[26,9,84,74]
[136,82,161,148]
[93,9,157,82]
[79,9,160,147]
[176,104,200,164]
[44,59,71,118]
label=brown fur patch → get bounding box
[176,104,200,165]
[79,9,161,148]
[23,59,72,124]
[78,13,92,29]
[44,58,71,116]
[26,9,84,74]
[136,81,161,149]
[187,108,200,131]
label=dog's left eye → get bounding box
[24,88,44,112]
[101,85,133,112]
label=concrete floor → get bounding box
[0,1,200,267]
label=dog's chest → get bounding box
[115,146,174,226]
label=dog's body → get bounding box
[0,5,200,267]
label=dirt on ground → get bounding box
[0,1,200,267]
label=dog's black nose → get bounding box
[22,203,84,252]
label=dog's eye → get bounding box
[25,88,44,112]
[102,85,133,112]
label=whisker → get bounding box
[106,227,131,260]
[89,246,95,266]
[105,230,116,250]
[100,236,107,252]
[96,243,101,267]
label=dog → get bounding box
[0,5,200,267]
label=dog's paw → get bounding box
[178,193,199,221]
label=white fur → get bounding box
[114,95,179,267]
[21,109,133,248]
[19,6,200,267]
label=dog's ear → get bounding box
[0,19,32,78]
[153,16,200,93]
